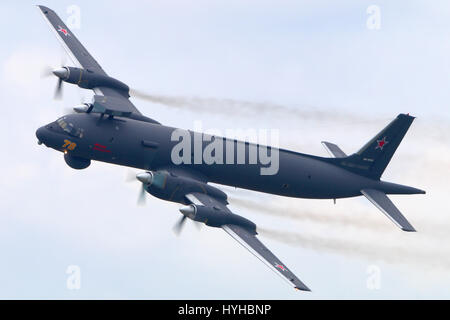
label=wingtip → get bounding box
[402,227,417,232]
[400,222,417,232]
[36,5,51,13]
[294,280,311,292]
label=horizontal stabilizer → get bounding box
[321,141,347,158]
[361,189,416,232]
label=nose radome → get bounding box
[36,126,46,144]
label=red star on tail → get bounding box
[376,136,388,150]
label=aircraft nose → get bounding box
[36,126,47,145]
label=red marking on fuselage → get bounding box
[93,143,111,153]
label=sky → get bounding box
[0,0,449,299]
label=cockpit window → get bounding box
[56,117,84,138]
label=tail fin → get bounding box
[321,114,422,232]
[336,113,415,179]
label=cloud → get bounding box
[2,47,58,91]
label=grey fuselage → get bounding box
[36,113,399,199]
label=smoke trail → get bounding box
[130,91,450,156]
[230,196,390,231]
[130,90,450,145]
[259,227,450,270]
[130,89,375,124]
[230,196,450,236]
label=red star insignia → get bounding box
[57,26,70,36]
[275,264,286,271]
[375,136,388,150]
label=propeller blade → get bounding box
[173,215,187,236]
[43,49,67,98]
[125,169,138,183]
[62,107,76,115]
[193,221,202,230]
[54,78,63,100]
[124,170,148,206]
[137,184,146,206]
[40,66,54,78]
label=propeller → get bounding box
[41,68,64,99]
[173,205,201,236]
[40,65,54,78]
[125,170,153,206]
[137,183,146,206]
[41,51,68,100]
[126,169,201,235]
[125,169,137,183]
[54,76,63,99]
[53,68,69,100]
[173,215,188,236]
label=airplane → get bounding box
[35,5,425,292]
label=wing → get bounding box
[185,192,311,291]
[37,5,143,116]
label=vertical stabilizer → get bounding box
[355,114,415,179]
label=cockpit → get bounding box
[55,116,84,138]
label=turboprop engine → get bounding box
[134,170,257,235]
[135,170,227,205]
[178,204,257,232]
[53,67,129,94]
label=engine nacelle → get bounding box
[140,170,227,204]
[181,204,257,233]
[64,153,91,170]
[55,67,129,94]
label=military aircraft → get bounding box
[35,6,425,292]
